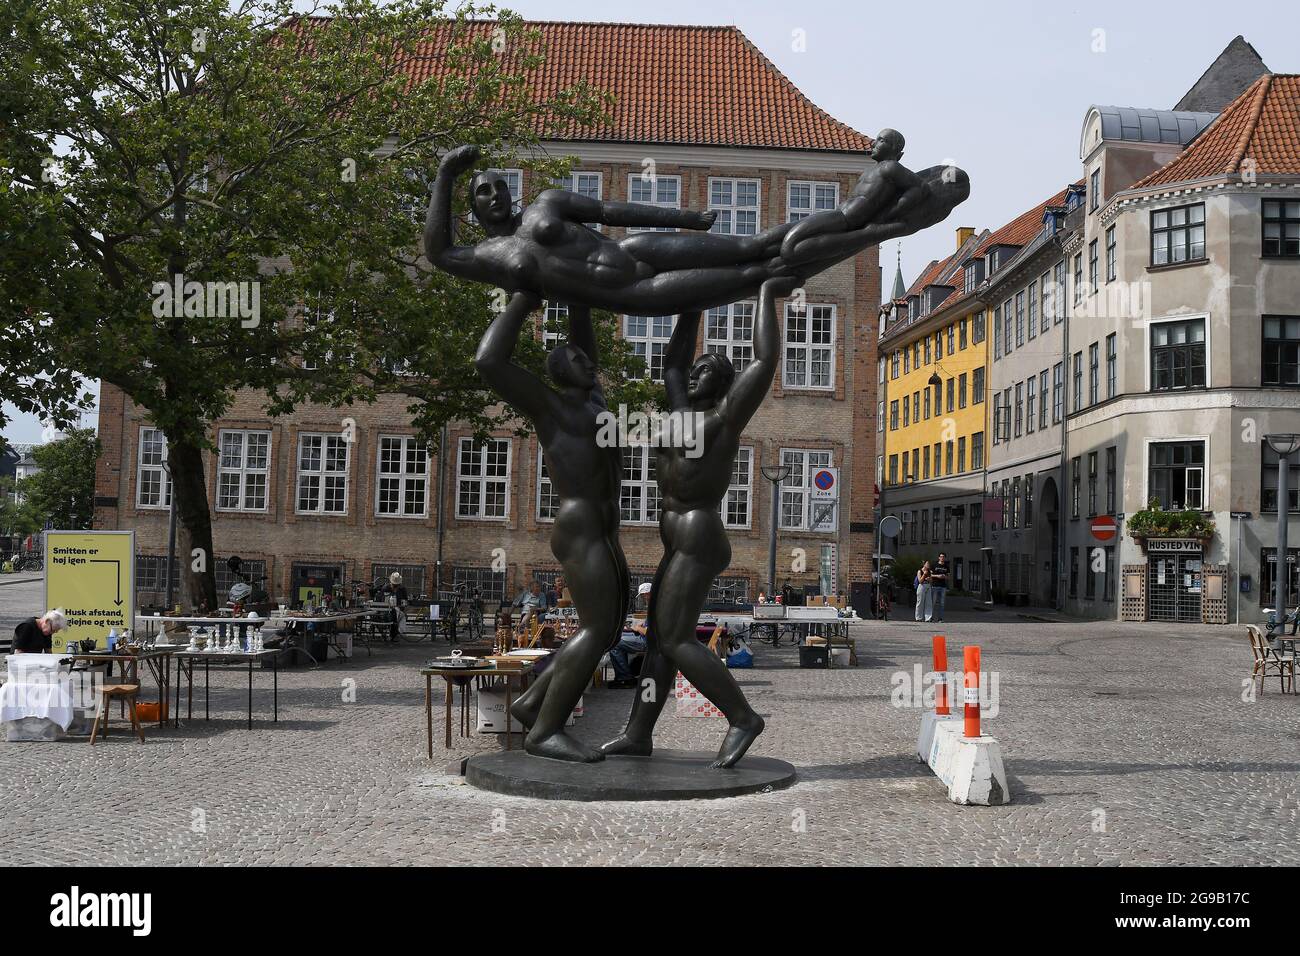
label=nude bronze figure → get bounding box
[600,276,798,767]
[473,292,629,762]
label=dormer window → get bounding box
[963,259,985,294]
[1043,205,1066,235]
[925,286,951,313]
[908,297,919,321]
[987,250,999,273]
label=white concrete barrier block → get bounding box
[916,711,960,764]
[946,734,1010,806]
[928,721,964,786]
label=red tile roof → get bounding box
[1132,74,1300,188]
[979,187,1070,250]
[882,187,1071,336]
[286,17,872,152]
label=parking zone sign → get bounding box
[810,467,838,532]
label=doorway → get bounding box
[1147,553,1202,622]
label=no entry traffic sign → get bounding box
[1090,515,1118,541]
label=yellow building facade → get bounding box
[877,230,992,593]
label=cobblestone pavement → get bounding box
[2,604,1298,866]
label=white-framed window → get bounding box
[300,297,341,372]
[624,314,675,382]
[295,433,350,515]
[375,435,429,518]
[779,448,834,531]
[556,171,601,200]
[491,167,523,212]
[456,438,510,520]
[620,446,660,525]
[216,429,270,512]
[556,171,602,230]
[398,168,430,222]
[705,302,755,373]
[708,177,760,235]
[536,449,558,522]
[787,181,838,222]
[136,427,171,509]
[541,301,568,348]
[783,303,835,389]
[627,174,681,232]
[1147,438,1207,511]
[722,447,754,529]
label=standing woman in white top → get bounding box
[914,562,933,623]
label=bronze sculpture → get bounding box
[600,277,797,767]
[426,135,968,767]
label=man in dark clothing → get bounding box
[930,553,950,623]
[13,610,65,653]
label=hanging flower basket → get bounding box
[1127,499,1216,550]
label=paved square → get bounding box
[2,575,1297,866]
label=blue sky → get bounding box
[6,0,1297,445]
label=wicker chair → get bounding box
[1247,624,1295,695]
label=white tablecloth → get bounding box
[0,680,75,729]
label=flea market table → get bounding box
[171,649,280,728]
[420,664,533,756]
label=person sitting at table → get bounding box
[553,576,573,608]
[13,609,66,653]
[608,583,653,689]
[513,580,545,628]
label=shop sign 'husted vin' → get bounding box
[424,131,968,792]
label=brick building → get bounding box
[92,22,885,608]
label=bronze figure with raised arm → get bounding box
[600,276,800,768]
[473,291,630,762]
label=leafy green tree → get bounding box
[1,0,633,608]
[19,428,101,530]
[0,477,41,540]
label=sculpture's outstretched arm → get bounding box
[663,311,701,412]
[718,277,798,428]
[540,189,716,231]
[423,145,481,270]
[474,291,555,424]
[565,303,606,408]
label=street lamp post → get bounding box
[760,462,793,598]
[1265,434,1300,621]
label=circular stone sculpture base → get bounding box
[464,748,796,801]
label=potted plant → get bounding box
[1127,498,1216,549]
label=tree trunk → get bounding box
[166,438,219,613]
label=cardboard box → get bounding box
[476,688,510,733]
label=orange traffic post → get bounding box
[932,635,949,715]
[963,645,981,738]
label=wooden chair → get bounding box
[90,683,145,745]
[1247,624,1295,695]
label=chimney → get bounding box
[956,227,975,249]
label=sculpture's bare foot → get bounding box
[525,730,605,763]
[599,733,653,757]
[510,692,540,729]
[711,713,765,769]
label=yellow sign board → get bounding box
[44,531,136,652]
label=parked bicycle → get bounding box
[10,552,43,573]
[1264,605,1299,642]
